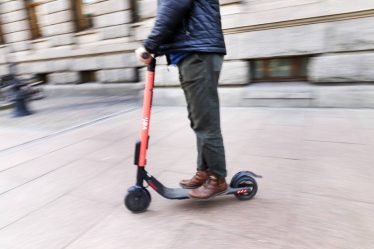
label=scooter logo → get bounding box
[142,117,149,130]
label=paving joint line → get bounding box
[0,158,78,196]
[61,209,118,249]
[304,139,366,145]
[297,190,374,206]
[0,157,127,231]
[0,106,138,156]
[0,140,135,196]
[0,193,68,231]
[0,106,168,174]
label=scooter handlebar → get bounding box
[140,52,156,71]
[147,58,156,72]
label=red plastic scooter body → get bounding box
[138,59,156,167]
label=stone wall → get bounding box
[0,0,30,53]
[0,0,139,84]
[1,0,374,88]
[134,0,374,86]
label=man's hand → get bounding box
[135,47,153,65]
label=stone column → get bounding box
[42,0,75,47]
[0,0,30,53]
[95,1,138,83]
[91,0,132,40]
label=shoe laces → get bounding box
[203,175,219,187]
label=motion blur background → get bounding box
[1,1,374,249]
[1,0,374,108]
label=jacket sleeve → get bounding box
[144,0,194,53]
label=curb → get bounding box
[43,83,143,98]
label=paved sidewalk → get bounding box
[0,96,136,152]
[1,106,374,249]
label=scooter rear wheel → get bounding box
[231,174,258,201]
[125,188,151,213]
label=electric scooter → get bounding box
[124,54,261,213]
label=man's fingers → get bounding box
[135,47,153,65]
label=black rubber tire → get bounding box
[145,187,152,202]
[124,188,151,213]
[232,175,258,201]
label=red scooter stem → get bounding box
[138,58,156,167]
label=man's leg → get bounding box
[178,53,227,197]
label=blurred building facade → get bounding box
[0,0,374,107]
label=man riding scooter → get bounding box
[135,0,227,199]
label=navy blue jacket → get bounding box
[144,0,226,55]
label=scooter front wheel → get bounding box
[124,187,151,213]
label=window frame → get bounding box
[129,0,139,23]
[0,19,5,44]
[71,0,94,32]
[251,56,309,82]
[25,1,43,40]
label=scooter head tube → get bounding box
[147,58,156,72]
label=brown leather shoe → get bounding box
[189,174,228,199]
[179,170,208,189]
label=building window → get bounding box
[79,70,97,83]
[0,19,5,44]
[251,56,309,82]
[35,73,48,84]
[71,0,94,32]
[129,0,139,23]
[25,1,43,39]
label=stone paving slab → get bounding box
[0,158,113,229]
[0,96,137,153]
[0,107,374,249]
[0,128,48,151]
[0,195,114,249]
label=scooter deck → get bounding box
[163,187,252,200]
[145,177,251,200]
[161,187,190,200]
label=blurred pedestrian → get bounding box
[135,0,227,199]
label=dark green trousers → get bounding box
[177,53,227,178]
